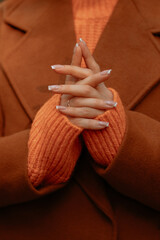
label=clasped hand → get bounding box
[49,39,117,130]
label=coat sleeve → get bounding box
[0,2,53,207]
[93,109,160,211]
[0,97,81,208]
[0,1,82,208]
[0,129,66,208]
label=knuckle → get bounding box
[83,108,90,116]
[70,97,78,106]
[65,65,72,74]
[65,75,70,82]
[70,118,81,127]
[84,85,92,95]
[69,118,76,125]
[88,69,93,76]
[93,99,100,106]
[98,99,105,107]
[73,118,83,127]
[65,85,70,91]
[61,94,68,100]
[86,119,92,128]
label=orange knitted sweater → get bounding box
[28,0,125,187]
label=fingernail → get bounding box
[79,38,86,44]
[51,65,64,69]
[104,101,117,108]
[73,43,79,53]
[56,106,66,110]
[48,85,60,91]
[98,121,109,127]
[100,69,112,75]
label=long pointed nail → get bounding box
[51,65,64,70]
[100,69,112,75]
[104,100,117,108]
[48,85,60,91]
[56,106,66,110]
[98,121,109,127]
[74,43,79,53]
[79,38,86,44]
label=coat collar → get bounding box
[1,0,160,120]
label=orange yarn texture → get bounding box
[72,0,118,54]
[83,88,126,166]
[28,90,126,186]
[28,94,82,187]
[28,0,126,187]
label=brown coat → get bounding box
[0,0,159,239]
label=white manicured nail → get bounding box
[56,106,66,110]
[100,69,112,75]
[98,121,109,127]
[48,85,60,91]
[79,38,86,44]
[74,43,79,53]
[105,100,117,107]
[51,65,64,69]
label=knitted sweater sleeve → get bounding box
[82,88,126,167]
[28,94,82,187]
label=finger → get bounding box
[61,69,111,105]
[77,69,112,88]
[56,106,104,118]
[65,43,82,85]
[62,43,83,105]
[72,43,82,67]
[69,117,109,130]
[48,85,100,98]
[70,97,117,109]
[51,65,93,79]
[78,38,100,73]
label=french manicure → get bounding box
[48,85,60,91]
[74,43,79,53]
[79,38,86,44]
[56,106,66,110]
[104,100,117,108]
[98,121,109,127]
[51,65,64,70]
[100,69,112,75]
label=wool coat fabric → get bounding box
[0,0,160,239]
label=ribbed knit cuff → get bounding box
[82,88,126,167]
[28,94,83,187]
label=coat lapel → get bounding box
[93,0,160,109]
[1,0,76,120]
